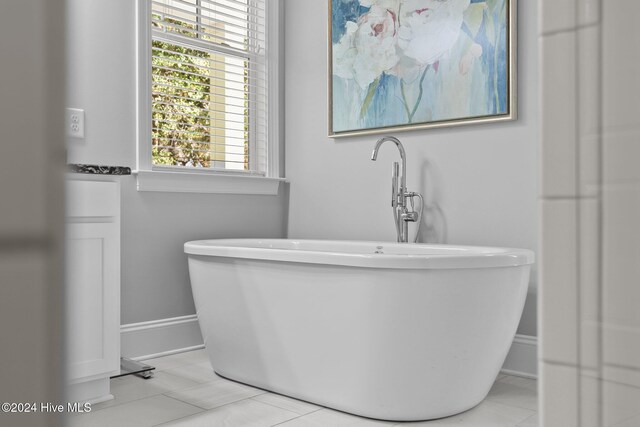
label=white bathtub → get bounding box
[185,239,534,421]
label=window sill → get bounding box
[134,170,285,195]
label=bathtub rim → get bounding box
[184,238,534,270]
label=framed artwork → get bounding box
[329,0,516,137]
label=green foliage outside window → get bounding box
[151,16,252,170]
[152,39,213,168]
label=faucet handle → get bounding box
[401,211,419,222]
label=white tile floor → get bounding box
[68,350,538,427]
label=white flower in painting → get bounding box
[352,5,400,88]
[333,4,401,90]
[333,21,359,80]
[397,0,471,65]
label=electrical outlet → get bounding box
[66,108,85,139]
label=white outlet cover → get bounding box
[66,108,85,139]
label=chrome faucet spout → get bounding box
[371,136,407,194]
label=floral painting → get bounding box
[329,0,514,136]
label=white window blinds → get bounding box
[150,0,267,173]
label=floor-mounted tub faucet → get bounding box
[371,136,424,243]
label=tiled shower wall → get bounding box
[540,0,640,425]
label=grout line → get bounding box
[270,411,317,427]
[575,6,583,422]
[596,4,604,427]
[249,395,323,418]
[150,403,208,427]
[604,363,640,374]
[87,377,188,413]
[152,397,306,427]
[538,195,598,201]
[539,21,600,38]
[161,386,268,411]
[88,396,151,413]
[157,394,206,419]
[498,374,538,384]
[77,393,205,422]
[515,413,539,427]
[485,396,538,414]
[540,359,580,369]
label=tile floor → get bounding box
[68,350,538,427]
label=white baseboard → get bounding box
[501,334,538,379]
[121,315,204,360]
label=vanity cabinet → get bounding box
[65,178,120,403]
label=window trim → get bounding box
[135,0,283,195]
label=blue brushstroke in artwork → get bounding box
[461,22,474,40]
[473,12,497,113]
[365,74,402,128]
[366,75,391,128]
[469,0,508,115]
[331,0,369,44]
[495,15,508,114]
[486,1,508,115]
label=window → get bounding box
[137,0,282,194]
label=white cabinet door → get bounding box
[66,221,120,381]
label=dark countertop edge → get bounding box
[67,164,132,176]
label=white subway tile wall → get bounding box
[540,0,640,425]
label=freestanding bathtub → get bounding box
[185,239,534,421]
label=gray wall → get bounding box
[66,0,287,324]
[284,0,539,336]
